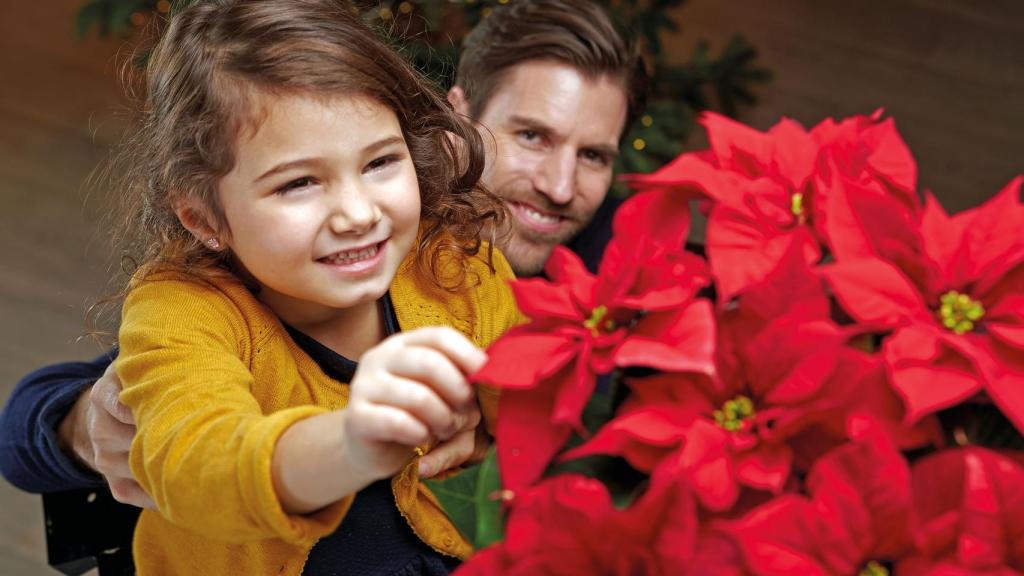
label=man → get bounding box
[450,0,646,276]
[0,0,645,563]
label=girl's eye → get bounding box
[365,154,399,173]
[275,177,316,194]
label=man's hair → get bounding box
[455,0,648,134]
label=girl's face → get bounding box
[216,92,421,326]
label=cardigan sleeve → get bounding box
[117,277,349,546]
[471,247,525,435]
[0,353,113,493]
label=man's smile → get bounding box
[509,201,568,234]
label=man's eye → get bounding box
[275,177,315,194]
[581,150,608,166]
[518,130,540,143]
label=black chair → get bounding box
[42,488,139,575]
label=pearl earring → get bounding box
[206,237,220,250]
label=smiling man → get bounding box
[450,0,647,275]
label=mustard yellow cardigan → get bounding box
[116,246,519,575]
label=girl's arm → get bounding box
[119,275,486,541]
[271,327,486,514]
[118,277,344,545]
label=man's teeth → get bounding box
[521,205,560,224]
[323,244,378,264]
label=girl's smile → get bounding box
[317,239,388,274]
[214,92,422,331]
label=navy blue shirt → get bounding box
[0,352,111,492]
[286,294,458,576]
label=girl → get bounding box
[109,0,519,574]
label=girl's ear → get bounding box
[447,86,470,116]
[173,196,222,248]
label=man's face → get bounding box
[466,60,628,276]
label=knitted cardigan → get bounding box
[116,245,520,575]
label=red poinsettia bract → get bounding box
[728,423,916,576]
[625,111,919,305]
[823,176,1024,432]
[474,236,715,491]
[455,448,746,576]
[899,447,1024,575]
[560,252,924,510]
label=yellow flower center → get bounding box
[859,561,889,576]
[713,395,755,432]
[937,290,984,335]
[583,305,616,336]
[791,192,804,217]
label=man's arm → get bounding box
[1,350,154,507]
[0,353,112,492]
[57,361,155,508]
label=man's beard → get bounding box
[495,184,593,277]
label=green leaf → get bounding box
[423,447,505,549]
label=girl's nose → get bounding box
[327,184,382,235]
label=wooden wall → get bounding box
[666,0,1024,212]
[0,0,128,572]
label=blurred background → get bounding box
[0,0,1021,573]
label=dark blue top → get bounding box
[286,294,457,576]
[0,352,111,492]
[566,194,621,275]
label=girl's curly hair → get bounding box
[106,0,504,297]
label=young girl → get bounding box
[109,1,519,574]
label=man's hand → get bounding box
[417,404,490,478]
[58,363,155,509]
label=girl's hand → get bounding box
[342,327,487,481]
[417,404,487,478]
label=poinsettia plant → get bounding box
[425,111,1024,575]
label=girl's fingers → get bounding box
[373,375,460,440]
[348,402,431,447]
[384,346,475,410]
[391,327,488,377]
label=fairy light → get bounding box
[633,138,646,151]
[641,115,653,127]
[398,1,413,14]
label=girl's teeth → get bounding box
[325,244,378,264]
